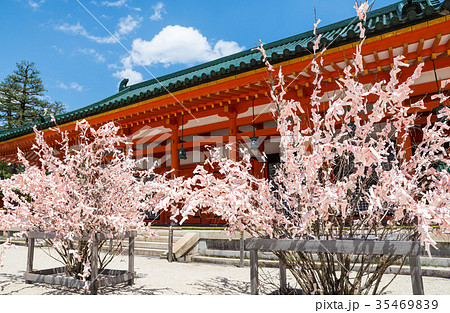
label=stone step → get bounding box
[199,249,450,267]
[102,241,168,250]
[135,235,183,243]
[138,228,227,237]
[135,241,168,249]
[134,248,166,257]
[145,231,197,238]
[192,255,277,267]
[0,238,27,246]
[99,245,166,257]
[105,239,168,247]
[191,256,450,278]
[0,238,49,247]
[200,249,276,260]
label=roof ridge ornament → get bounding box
[119,78,129,92]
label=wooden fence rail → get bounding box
[25,231,136,294]
[244,238,424,295]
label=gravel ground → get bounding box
[1,246,449,295]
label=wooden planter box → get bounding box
[245,238,424,295]
[24,231,136,294]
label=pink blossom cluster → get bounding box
[171,146,287,237]
[0,120,178,272]
[175,1,450,254]
[273,52,449,252]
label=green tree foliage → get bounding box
[0,162,23,180]
[0,60,66,129]
[0,61,66,179]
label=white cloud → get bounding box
[57,82,85,92]
[101,0,141,11]
[113,68,143,85]
[56,14,141,44]
[121,25,245,69]
[102,0,127,7]
[213,40,247,57]
[51,45,64,54]
[111,25,244,87]
[78,48,106,63]
[28,0,45,9]
[107,63,120,70]
[117,15,142,35]
[56,23,116,44]
[150,2,166,21]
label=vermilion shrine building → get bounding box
[1,0,449,225]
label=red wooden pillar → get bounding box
[170,124,180,179]
[228,111,238,161]
[159,124,179,225]
[299,88,313,154]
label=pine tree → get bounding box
[0,60,66,129]
[0,75,18,129]
[0,61,66,177]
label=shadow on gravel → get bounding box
[188,276,250,295]
[0,273,29,294]
[40,283,176,295]
[0,272,176,295]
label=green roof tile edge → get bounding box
[0,0,447,142]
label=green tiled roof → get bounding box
[1,0,448,142]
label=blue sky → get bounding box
[1,0,397,112]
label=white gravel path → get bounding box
[1,246,449,295]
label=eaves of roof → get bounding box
[1,0,448,142]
